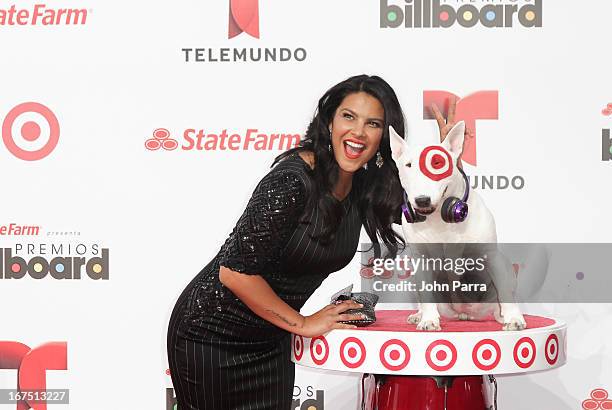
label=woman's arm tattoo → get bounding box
[265,308,298,327]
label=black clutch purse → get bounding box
[330,284,379,327]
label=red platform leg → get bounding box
[376,375,487,410]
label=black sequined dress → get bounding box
[167,152,361,410]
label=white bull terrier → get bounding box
[389,121,526,331]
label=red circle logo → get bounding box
[2,102,60,161]
[340,337,366,369]
[544,334,559,365]
[419,146,453,181]
[293,335,304,361]
[472,339,501,371]
[425,340,457,371]
[513,337,536,369]
[379,339,411,371]
[309,336,329,365]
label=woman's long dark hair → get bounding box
[273,74,406,258]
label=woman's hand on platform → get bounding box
[298,300,365,338]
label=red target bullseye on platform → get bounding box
[340,337,366,369]
[513,337,536,369]
[379,339,411,371]
[309,336,329,365]
[545,334,559,365]
[293,335,304,361]
[2,102,60,161]
[419,146,453,181]
[472,339,501,371]
[425,340,457,371]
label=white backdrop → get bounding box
[1,0,611,409]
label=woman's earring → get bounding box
[363,162,368,170]
[328,143,332,152]
[328,127,333,152]
[376,151,384,168]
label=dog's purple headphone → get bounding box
[401,168,470,224]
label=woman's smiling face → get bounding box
[329,91,385,173]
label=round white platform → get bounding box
[291,310,567,376]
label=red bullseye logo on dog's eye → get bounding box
[419,146,453,181]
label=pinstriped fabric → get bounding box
[167,152,361,409]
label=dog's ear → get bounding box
[389,125,406,162]
[443,120,465,156]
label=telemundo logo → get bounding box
[380,0,542,28]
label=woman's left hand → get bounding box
[430,97,474,144]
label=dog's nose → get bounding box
[415,196,431,208]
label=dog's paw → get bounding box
[458,313,473,321]
[502,315,527,331]
[407,311,422,324]
[416,317,441,331]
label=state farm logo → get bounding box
[0,341,68,410]
[145,127,301,151]
[0,223,40,236]
[1,102,59,161]
[423,90,525,190]
[0,4,88,26]
[145,128,178,151]
[229,0,259,39]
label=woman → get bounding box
[167,74,408,410]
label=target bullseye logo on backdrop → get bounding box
[1,102,60,161]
